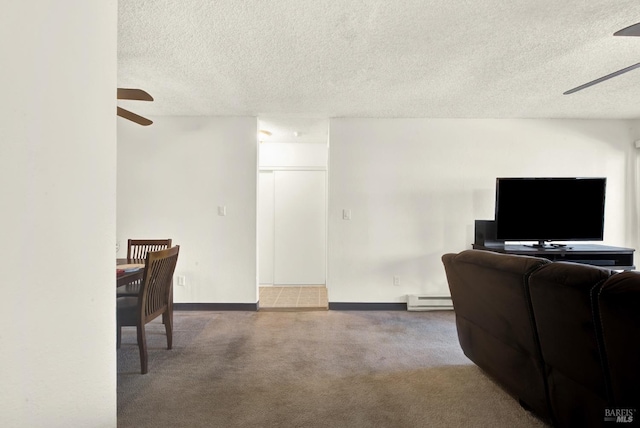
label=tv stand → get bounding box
[472,243,635,270]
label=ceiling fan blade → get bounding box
[563,62,640,95]
[117,88,153,101]
[614,22,640,37]
[117,106,153,126]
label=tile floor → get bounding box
[259,286,328,311]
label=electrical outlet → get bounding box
[218,206,227,216]
[177,276,186,286]
[393,276,400,286]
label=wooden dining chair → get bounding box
[117,239,173,297]
[117,245,180,374]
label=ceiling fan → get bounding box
[117,88,153,126]
[564,22,640,95]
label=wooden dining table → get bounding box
[116,258,145,287]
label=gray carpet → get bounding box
[117,310,549,428]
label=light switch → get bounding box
[218,206,226,216]
[343,209,352,220]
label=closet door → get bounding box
[274,170,326,285]
[258,172,275,284]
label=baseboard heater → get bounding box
[406,295,453,311]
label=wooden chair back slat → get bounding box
[127,239,172,260]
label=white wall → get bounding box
[259,143,328,168]
[117,116,258,303]
[328,118,637,303]
[0,2,117,427]
[630,119,640,249]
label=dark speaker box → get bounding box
[474,220,504,245]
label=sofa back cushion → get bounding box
[528,261,613,427]
[598,270,640,408]
[442,249,552,420]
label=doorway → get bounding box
[257,118,329,310]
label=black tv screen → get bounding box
[495,177,606,244]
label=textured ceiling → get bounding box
[118,0,640,122]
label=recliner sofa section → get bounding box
[442,249,639,427]
[527,260,612,427]
[441,250,553,422]
[597,271,640,410]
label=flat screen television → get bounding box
[495,177,606,247]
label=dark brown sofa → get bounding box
[442,249,640,427]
